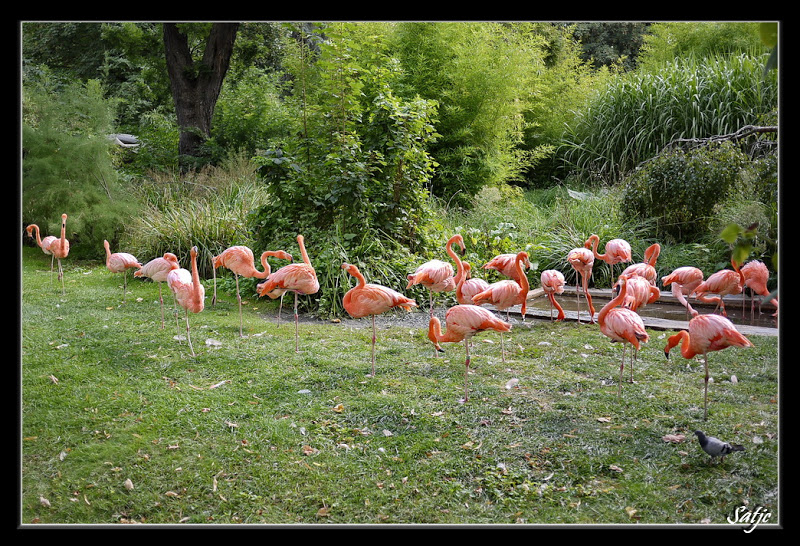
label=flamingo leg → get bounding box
[370,314,377,377]
[58,259,65,295]
[294,292,300,353]
[212,264,217,307]
[235,274,243,337]
[463,338,471,403]
[277,293,285,320]
[703,353,709,420]
[617,344,625,400]
[185,309,196,357]
[158,283,165,329]
[122,270,129,303]
[575,282,582,324]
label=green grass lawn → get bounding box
[20,247,779,526]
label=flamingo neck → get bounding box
[598,275,628,325]
[59,218,67,252]
[257,252,272,279]
[104,240,112,264]
[29,225,43,247]
[351,267,367,288]
[645,244,660,266]
[297,236,312,266]
[587,235,605,260]
[447,236,465,284]
[666,330,695,359]
[515,254,529,291]
[190,249,202,296]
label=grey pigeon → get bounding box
[694,430,745,463]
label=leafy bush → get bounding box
[621,141,750,243]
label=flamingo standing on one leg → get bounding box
[167,246,205,357]
[567,246,595,323]
[428,304,512,403]
[471,251,530,362]
[25,223,58,279]
[341,262,417,377]
[483,252,531,284]
[48,214,71,295]
[661,266,704,319]
[212,246,293,336]
[407,234,466,317]
[664,313,753,420]
[693,259,744,317]
[104,240,142,303]
[256,235,320,352]
[585,234,632,286]
[540,269,566,322]
[134,252,180,329]
[597,274,650,400]
[457,262,490,306]
[741,260,778,317]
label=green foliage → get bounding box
[559,54,777,184]
[391,22,546,204]
[22,69,140,259]
[621,142,750,243]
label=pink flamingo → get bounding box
[407,234,466,317]
[693,259,744,317]
[456,262,490,306]
[212,246,293,336]
[585,234,632,284]
[167,246,206,357]
[428,304,511,403]
[256,235,320,352]
[741,260,777,317]
[134,252,180,329]
[618,243,660,286]
[25,223,58,279]
[621,274,660,312]
[540,269,566,322]
[664,313,753,419]
[567,246,595,323]
[104,239,141,303]
[471,251,529,362]
[597,274,650,399]
[483,252,531,284]
[38,214,70,295]
[661,266,704,319]
[342,262,417,377]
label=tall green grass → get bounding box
[559,54,778,183]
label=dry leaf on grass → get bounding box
[662,434,686,443]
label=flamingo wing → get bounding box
[600,308,649,349]
[344,283,417,318]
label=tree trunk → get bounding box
[163,23,239,169]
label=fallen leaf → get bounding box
[316,506,331,517]
[609,464,624,473]
[597,417,612,423]
[40,496,51,508]
[302,445,318,456]
[124,478,134,491]
[332,404,344,413]
[662,434,686,443]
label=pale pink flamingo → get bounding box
[621,274,660,312]
[134,252,180,329]
[104,239,142,303]
[597,274,650,399]
[471,251,529,361]
[664,313,753,419]
[483,252,531,284]
[407,234,466,317]
[585,234,632,284]
[540,269,565,322]
[256,235,320,352]
[167,246,205,357]
[693,259,744,317]
[212,246,293,336]
[428,304,511,403]
[43,214,71,295]
[741,260,777,317]
[25,223,58,279]
[661,266,704,319]
[456,262,490,306]
[342,262,417,377]
[567,246,595,323]
[618,243,660,286]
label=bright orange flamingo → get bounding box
[256,235,320,352]
[661,266,704,319]
[25,223,58,279]
[471,251,529,361]
[621,274,660,312]
[167,246,205,357]
[212,246,293,336]
[664,313,753,419]
[598,274,650,399]
[407,234,466,317]
[104,239,142,303]
[428,304,511,403]
[741,260,777,317]
[567,246,595,323]
[585,234,632,285]
[693,259,744,317]
[456,262,490,306]
[618,243,660,286]
[483,252,531,284]
[135,252,180,329]
[540,269,565,322]
[342,262,417,377]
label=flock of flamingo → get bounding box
[26,213,776,411]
